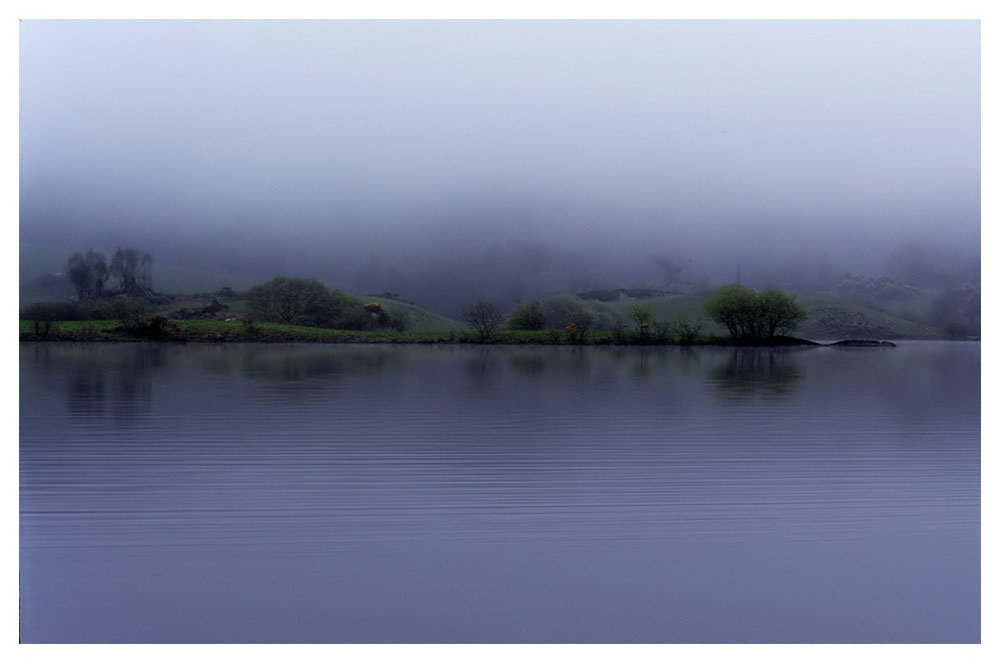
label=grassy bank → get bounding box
[20,319,857,346]
[18,319,572,344]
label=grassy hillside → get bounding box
[20,242,263,299]
[793,292,944,340]
[581,290,950,340]
[362,295,466,333]
[597,293,726,335]
[20,239,963,340]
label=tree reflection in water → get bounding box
[64,345,163,423]
[709,348,807,400]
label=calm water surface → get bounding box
[19,342,980,643]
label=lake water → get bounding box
[19,341,980,643]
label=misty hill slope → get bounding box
[593,291,946,340]
[598,294,726,334]
[150,292,466,334]
[362,296,465,333]
[794,293,943,340]
[20,242,265,296]
[19,237,956,340]
[20,272,75,302]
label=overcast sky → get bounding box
[19,19,980,305]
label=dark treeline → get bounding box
[246,277,407,332]
[66,247,156,301]
[20,228,981,340]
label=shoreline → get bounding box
[18,322,903,348]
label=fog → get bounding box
[20,20,980,314]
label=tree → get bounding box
[653,254,688,286]
[756,289,808,338]
[627,302,654,337]
[110,247,154,296]
[247,277,334,325]
[461,298,505,340]
[705,285,806,340]
[508,301,545,330]
[929,283,980,338]
[66,249,109,300]
[245,278,406,331]
[705,285,758,338]
[541,296,595,331]
[21,301,86,336]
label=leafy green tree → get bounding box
[705,285,758,338]
[757,289,808,338]
[705,285,806,339]
[461,298,505,340]
[508,301,545,330]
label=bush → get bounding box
[705,286,807,339]
[247,277,333,326]
[112,295,152,330]
[671,316,703,342]
[81,297,120,320]
[508,302,545,330]
[246,279,407,332]
[541,296,595,331]
[590,303,621,331]
[143,315,179,337]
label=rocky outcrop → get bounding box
[171,298,243,320]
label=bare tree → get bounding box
[66,249,109,300]
[110,247,154,296]
[461,298,505,341]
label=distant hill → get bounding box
[356,295,466,333]
[577,287,682,301]
[20,242,264,297]
[583,290,953,340]
[20,272,75,303]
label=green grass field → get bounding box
[18,319,629,345]
[595,290,950,340]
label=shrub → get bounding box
[143,315,179,337]
[112,295,152,330]
[541,296,595,331]
[508,302,545,330]
[246,279,408,332]
[82,297,120,320]
[563,322,587,344]
[359,300,408,332]
[672,316,703,342]
[247,277,333,326]
[590,303,621,331]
